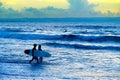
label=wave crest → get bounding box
[0,33,120,43]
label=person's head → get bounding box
[33,44,37,48]
[38,45,42,50]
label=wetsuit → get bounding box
[29,47,39,63]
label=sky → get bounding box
[0,0,120,18]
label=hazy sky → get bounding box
[0,0,120,18]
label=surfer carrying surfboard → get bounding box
[38,45,43,62]
[29,44,39,63]
[24,44,51,64]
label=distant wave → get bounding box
[0,18,120,23]
[43,42,120,51]
[0,32,120,43]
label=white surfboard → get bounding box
[24,49,51,57]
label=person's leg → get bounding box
[36,58,39,63]
[35,57,39,63]
[40,57,43,62]
[29,57,34,63]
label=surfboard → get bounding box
[24,49,51,57]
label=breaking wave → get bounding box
[43,42,120,51]
[0,32,120,43]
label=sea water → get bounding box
[0,18,120,80]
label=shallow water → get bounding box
[0,18,120,80]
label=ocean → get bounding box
[0,18,120,80]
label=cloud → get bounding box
[0,2,69,18]
[21,7,68,18]
[68,0,120,17]
[0,0,119,18]
[67,0,96,17]
[0,0,69,10]
[88,0,120,16]
[0,3,21,18]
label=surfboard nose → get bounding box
[24,50,30,54]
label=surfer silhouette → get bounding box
[38,45,43,62]
[29,44,39,63]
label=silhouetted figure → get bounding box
[38,45,43,62]
[29,44,39,63]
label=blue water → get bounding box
[0,18,120,80]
